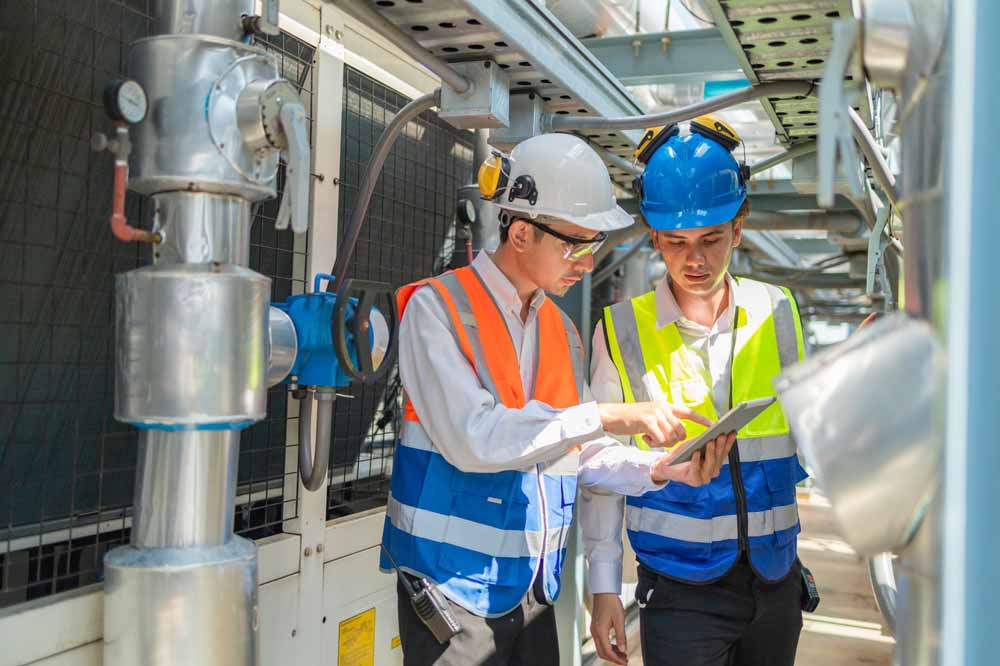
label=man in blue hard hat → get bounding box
[585,116,809,666]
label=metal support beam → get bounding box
[580,29,742,87]
[744,211,863,235]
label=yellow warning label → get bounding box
[391,636,401,650]
[338,608,376,666]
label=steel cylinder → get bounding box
[152,0,253,41]
[115,263,270,427]
[128,35,280,200]
[152,192,252,265]
[103,536,259,666]
[132,430,240,548]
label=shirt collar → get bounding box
[654,272,737,332]
[472,251,546,318]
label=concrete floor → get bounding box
[595,492,895,666]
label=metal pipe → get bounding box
[132,430,240,548]
[868,553,898,636]
[848,106,899,205]
[738,271,865,289]
[152,0,252,40]
[329,89,440,295]
[593,235,648,287]
[749,140,817,176]
[588,139,643,176]
[332,0,471,94]
[594,222,646,265]
[298,390,335,492]
[743,211,863,234]
[548,81,814,132]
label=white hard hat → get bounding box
[478,133,633,233]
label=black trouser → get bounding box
[637,555,803,666]
[396,577,559,666]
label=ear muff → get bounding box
[691,114,741,152]
[477,151,510,200]
[632,174,644,200]
[634,123,679,165]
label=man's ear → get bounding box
[649,228,661,251]
[731,217,743,248]
[508,218,533,253]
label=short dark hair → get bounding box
[497,211,544,244]
[641,199,750,231]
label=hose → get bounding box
[749,140,817,176]
[298,390,335,491]
[847,107,899,206]
[867,553,898,635]
[328,89,440,296]
[548,81,814,132]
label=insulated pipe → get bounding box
[329,89,440,295]
[749,140,818,176]
[743,211,864,235]
[332,0,471,94]
[848,106,899,205]
[548,81,814,132]
[298,390,335,492]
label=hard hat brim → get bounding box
[501,200,635,232]
[641,196,745,231]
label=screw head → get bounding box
[304,546,313,557]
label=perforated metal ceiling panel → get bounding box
[358,0,644,182]
[701,0,870,143]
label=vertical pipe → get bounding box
[943,2,1000,666]
[132,430,240,548]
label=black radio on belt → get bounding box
[381,545,462,644]
[800,564,820,613]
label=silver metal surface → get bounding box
[749,140,817,175]
[868,552,898,636]
[151,192,252,265]
[860,0,914,90]
[774,313,944,556]
[103,536,258,666]
[152,0,252,41]
[236,78,300,152]
[895,491,942,666]
[848,106,898,204]
[128,35,280,199]
[438,60,510,130]
[132,430,240,548]
[267,306,297,387]
[115,264,270,427]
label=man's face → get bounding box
[651,218,742,296]
[508,218,598,296]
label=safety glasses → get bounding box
[522,218,607,260]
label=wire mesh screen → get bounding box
[0,0,312,607]
[327,66,473,519]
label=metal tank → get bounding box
[103,1,309,664]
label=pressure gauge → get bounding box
[103,79,148,124]
[457,198,477,226]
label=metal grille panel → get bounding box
[326,65,473,519]
[0,0,312,606]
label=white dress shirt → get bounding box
[398,250,667,548]
[583,274,737,594]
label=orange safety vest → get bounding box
[380,265,586,617]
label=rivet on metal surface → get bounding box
[316,543,324,553]
[304,546,313,557]
[335,30,343,41]
[312,172,325,182]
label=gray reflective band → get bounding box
[735,434,797,463]
[387,496,564,557]
[626,502,799,543]
[607,301,648,401]
[435,272,502,404]
[768,286,800,369]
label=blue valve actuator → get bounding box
[273,273,375,388]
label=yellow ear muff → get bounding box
[691,114,741,152]
[477,152,510,199]
[634,123,679,165]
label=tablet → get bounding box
[666,397,777,466]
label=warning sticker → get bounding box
[338,608,376,666]
[391,636,401,650]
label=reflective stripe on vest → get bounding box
[381,265,585,617]
[603,277,807,583]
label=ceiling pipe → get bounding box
[749,140,818,176]
[547,80,814,132]
[738,271,866,289]
[332,0,472,94]
[848,106,900,205]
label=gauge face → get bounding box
[459,198,477,225]
[115,80,148,124]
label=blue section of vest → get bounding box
[381,440,577,617]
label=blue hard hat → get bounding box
[638,132,747,231]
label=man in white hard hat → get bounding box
[380,133,736,666]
